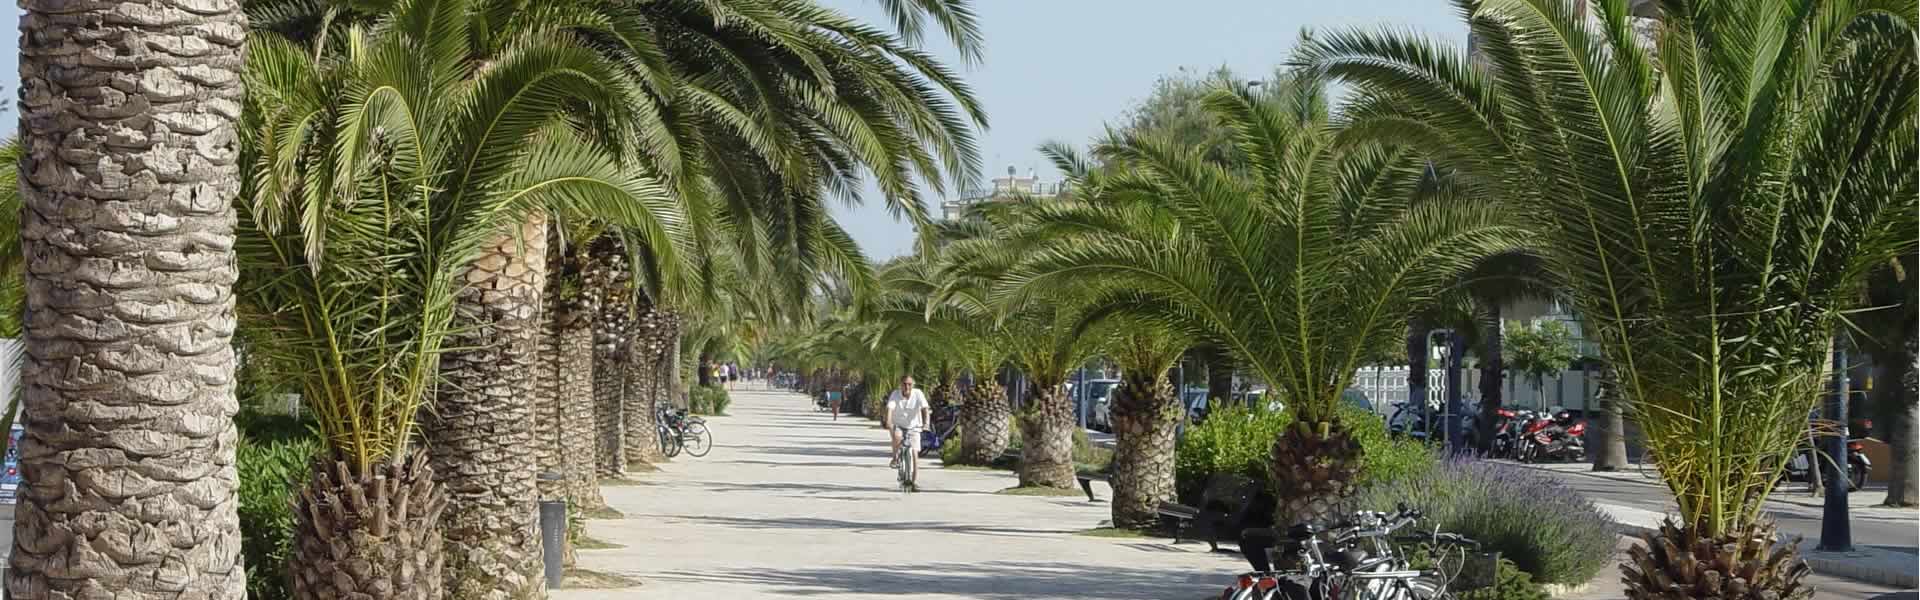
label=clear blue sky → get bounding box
[821,1,1468,259]
[0,2,1466,259]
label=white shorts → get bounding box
[894,427,923,453]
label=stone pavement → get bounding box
[556,388,1244,599]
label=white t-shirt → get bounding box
[887,388,930,430]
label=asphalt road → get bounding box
[1533,465,1920,552]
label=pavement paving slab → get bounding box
[557,388,1245,600]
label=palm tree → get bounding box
[1298,0,1917,595]
[993,77,1523,524]
[937,210,1110,489]
[10,1,248,595]
[1097,321,1191,529]
[1855,256,1917,506]
[235,1,679,596]
[871,250,1016,465]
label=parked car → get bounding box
[1083,379,1121,432]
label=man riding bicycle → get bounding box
[885,376,931,474]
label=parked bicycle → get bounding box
[1220,505,1478,600]
[657,406,712,458]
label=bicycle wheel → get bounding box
[661,426,683,458]
[683,423,712,457]
[1400,576,1453,600]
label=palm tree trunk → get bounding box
[1204,346,1233,403]
[585,236,630,477]
[292,452,446,600]
[1882,337,1917,507]
[535,286,563,500]
[12,2,248,595]
[555,303,604,509]
[593,342,628,477]
[667,317,686,409]
[1476,305,1505,452]
[1018,383,1077,489]
[1271,419,1364,527]
[621,305,667,467]
[427,216,547,600]
[958,375,1012,464]
[1110,371,1179,529]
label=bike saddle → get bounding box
[1285,523,1319,540]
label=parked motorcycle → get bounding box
[1487,408,1538,459]
[1517,410,1586,463]
[1781,423,1871,491]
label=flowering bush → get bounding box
[1355,459,1616,585]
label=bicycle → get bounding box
[1220,505,1475,600]
[893,427,917,491]
[657,407,711,458]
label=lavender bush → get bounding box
[1355,459,1617,585]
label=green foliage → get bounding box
[237,432,321,600]
[1300,0,1918,538]
[1072,428,1113,473]
[690,385,731,415]
[1176,403,1433,496]
[237,0,678,471]
[1503,321,1577,392]
[1456,559,1550,600]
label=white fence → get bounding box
[1348,365,1599,415]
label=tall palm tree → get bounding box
[11,1,248,596]
[993,77,1523,524]
[235,1,679,596]
[1299,0,1917,595]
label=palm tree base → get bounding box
[1017,388,1077,489]
[293,451,447,600]
[1622,518,1812,600]
[1270,419,1363,527]
[957,380,1012,464]
[1110,376,1179,530]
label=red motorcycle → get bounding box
[1517,410,1587,463]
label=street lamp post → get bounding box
[1818,337,1853,551]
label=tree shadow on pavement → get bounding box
[671,514,1077,538]
[686,480,991,496]
[654,560,1221,599]
[730,444,892,460]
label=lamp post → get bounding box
[1818,336,1853,551]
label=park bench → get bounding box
[1154,474,1260,552]
[1074,462,1114,502]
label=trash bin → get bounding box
[537,472,567,589]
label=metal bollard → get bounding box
[537,472,567,589]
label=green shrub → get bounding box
[1456,559,1550,600]
[689,386,731,415]
[235,410,312,444]
[237,435,321,600]
[1072,428,1113,473]
[1175,402,1432,501]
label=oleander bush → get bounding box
[690,385,731,415]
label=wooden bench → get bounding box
[1154,474,1260,552]
[1074,463,1114,502]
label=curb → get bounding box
[1612,522,1917,588]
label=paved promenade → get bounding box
[556,388,1239,599]
[557,388,1915,599]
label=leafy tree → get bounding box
[1503,320,1578,403]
